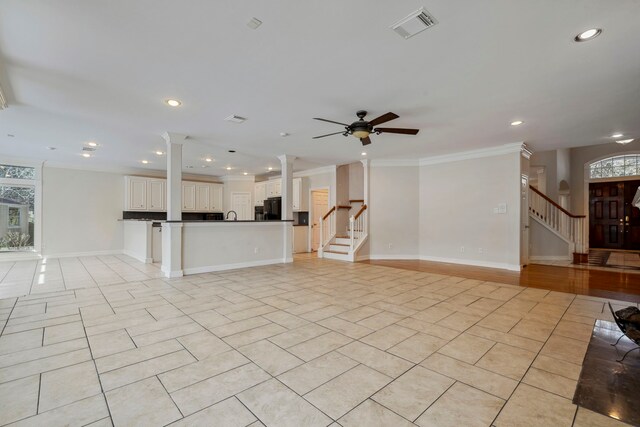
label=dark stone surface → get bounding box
[573,320,640,426]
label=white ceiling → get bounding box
[1,0,639,176]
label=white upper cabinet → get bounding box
[182,182,197,211]
[266,179,281,198]
[210,184,223,212]
[125,176,148,211]
[148,179,166,211]
[254,182,266,206]
[195,183,210,211]
[293,178,301,211]
[125,176,223,212]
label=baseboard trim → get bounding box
[369,254,419,260]
[161,266,183,278]
[43,249,124,259]
[183,258,288,275]
[419,255,521,272]
[529,255,571,262]
[122,250,152,264]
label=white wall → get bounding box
[349,162,364,201]
[42,167,124,256]
[529,220,570,259]
[369,165,419,258]
[419,152,521,270]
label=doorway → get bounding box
[310,189,329,251]
[230,192,252,220]
[589,180,640,250]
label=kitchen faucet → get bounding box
[226,210,238,221]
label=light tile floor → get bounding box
[0,254,637,426]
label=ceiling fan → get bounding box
[313,110,419,146]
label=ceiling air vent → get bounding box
[224,115,247,123]
[390,7,437,39]
[82,146,96,152]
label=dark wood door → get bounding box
[624,180,640,250]
[590,180,640,250]
[589,182,624,249]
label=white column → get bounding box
[161,132,187,278]
[278,155,295,263]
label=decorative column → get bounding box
[278,154,295,262]
[161,132,186,278]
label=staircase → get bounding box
[528,185,587,255]
[318,201,368,262]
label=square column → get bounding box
[278,154,295,263]
[161,132,186,278]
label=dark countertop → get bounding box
[165,220,294,223]
[293,224,309,227]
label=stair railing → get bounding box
[528,186,586,253]
[319,206,336,256]
[349,204,367,251]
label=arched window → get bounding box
[589,155,640,179]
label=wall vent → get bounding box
[390,7,437,39]
[224,115,247,123]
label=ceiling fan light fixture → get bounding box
[352,130,370,139]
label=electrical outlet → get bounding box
[460,246,465,253]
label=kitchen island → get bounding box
[122,219,293,277]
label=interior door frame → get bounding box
[309,186,330,252]
[583,152,640,253]
[230,191,252,220]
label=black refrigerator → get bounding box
[264,197,281,220]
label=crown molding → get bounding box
[419,142,525,166]
[293,165,336,177]
[370,159,419,167]
[220,175,255,182]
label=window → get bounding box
[0,164,35,180]
[8,207,20,227]
[589,155,640,179]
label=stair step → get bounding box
[325,250,348,255]
[331,243,349,247]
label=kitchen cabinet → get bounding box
[254,182,266,206]
[293,226,309,253]
[210,184,223,212]
[125,176,223,212]
[293,178,301,211]
[195,183,210,211]
[125,176,148,210]
[148,179,166,211]
[266,179,281,197]
[182,182,197,211]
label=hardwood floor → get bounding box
[361,259,640,303]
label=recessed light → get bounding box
[611,133,624,138]
[575,28,602,42]
[361,152,367,156]
[155,151,164,156]
[226,166,232,170]
[243,172,248,175]
[510,120,524,126]
[47,146,56,150]
[87,141,98,147]
[82,153,91,158]
[267,167,273,171]
[165,99,181,107]
[141,160,149,164]
[617,139,634,145]
[205,158,213,162]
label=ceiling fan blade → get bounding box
[313,131,346,139]
[313,118,349,127]
[375,127,419,135]
[368,112,399,127]
[360,136,372,146]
